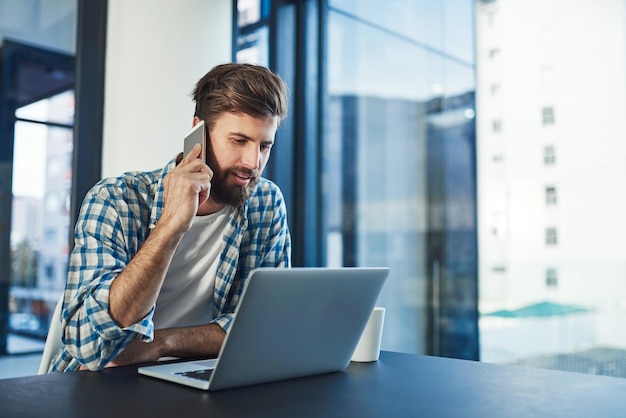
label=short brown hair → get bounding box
[192,63,289,130]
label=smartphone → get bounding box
[183,120,206,162]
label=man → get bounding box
[50,63,291,372]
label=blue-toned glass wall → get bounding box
[324,1,477,358]
[235,0,271,66]
[234,0,478,359]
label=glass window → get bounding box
[325,0,477,357]
[10,114,74,349]
[235,0,271,67]
[545,227,557,246]
[237,0,270,27]
[235,0,626,379]
[546,268,558,287]
[15,90,74,125]
[235,0,478,360]
[488,48,500,59]
[236,26,269,66]
[545,186,557,205]
[543,145,556,165]
[2,40,75,355]
[542,106,555,125]
[328,0,476,62]
[480,1,626,379]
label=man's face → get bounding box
[205,112,278,206]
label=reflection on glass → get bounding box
[15,90,75,125]
[9,92,74,348]
[238,0,260,26]
[325,2,476,357]
[238,0,271,27]
[236,27,269,66]
[328,0,475,64]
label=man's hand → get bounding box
[105,337,162,368]
[105,324,226,368]
[161,143,213,234]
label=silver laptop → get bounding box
[138,267,389,391]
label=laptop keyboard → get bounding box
[176,369,214,381]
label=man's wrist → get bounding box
[154,328,176,358]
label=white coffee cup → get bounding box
[351,306,385,362]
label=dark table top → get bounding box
[2,351,626,418]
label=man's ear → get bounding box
[193,116,201,127]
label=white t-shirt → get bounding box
[151,205,233,329]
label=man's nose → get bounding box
[242,144,260,169]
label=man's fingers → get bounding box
[179,148,213,178]
[200,163,214,180]
[181,143,202,165]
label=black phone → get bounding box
[183,120,206,163]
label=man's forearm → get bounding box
[106,323,226,367]
[158,323,226,358]
[109,222,185,328]
[109,151,212,329]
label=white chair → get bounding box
[38,296,64,374]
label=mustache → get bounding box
[229,167,260,180]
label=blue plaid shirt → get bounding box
[50,157,291,372]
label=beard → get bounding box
[208,163,260,206]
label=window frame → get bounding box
[542,106,555,126]
[546,227,558,246]
[232,0,325,267]
[545,185,557,205]
[544,145,556,165]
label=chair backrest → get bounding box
[38,295,64,374]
